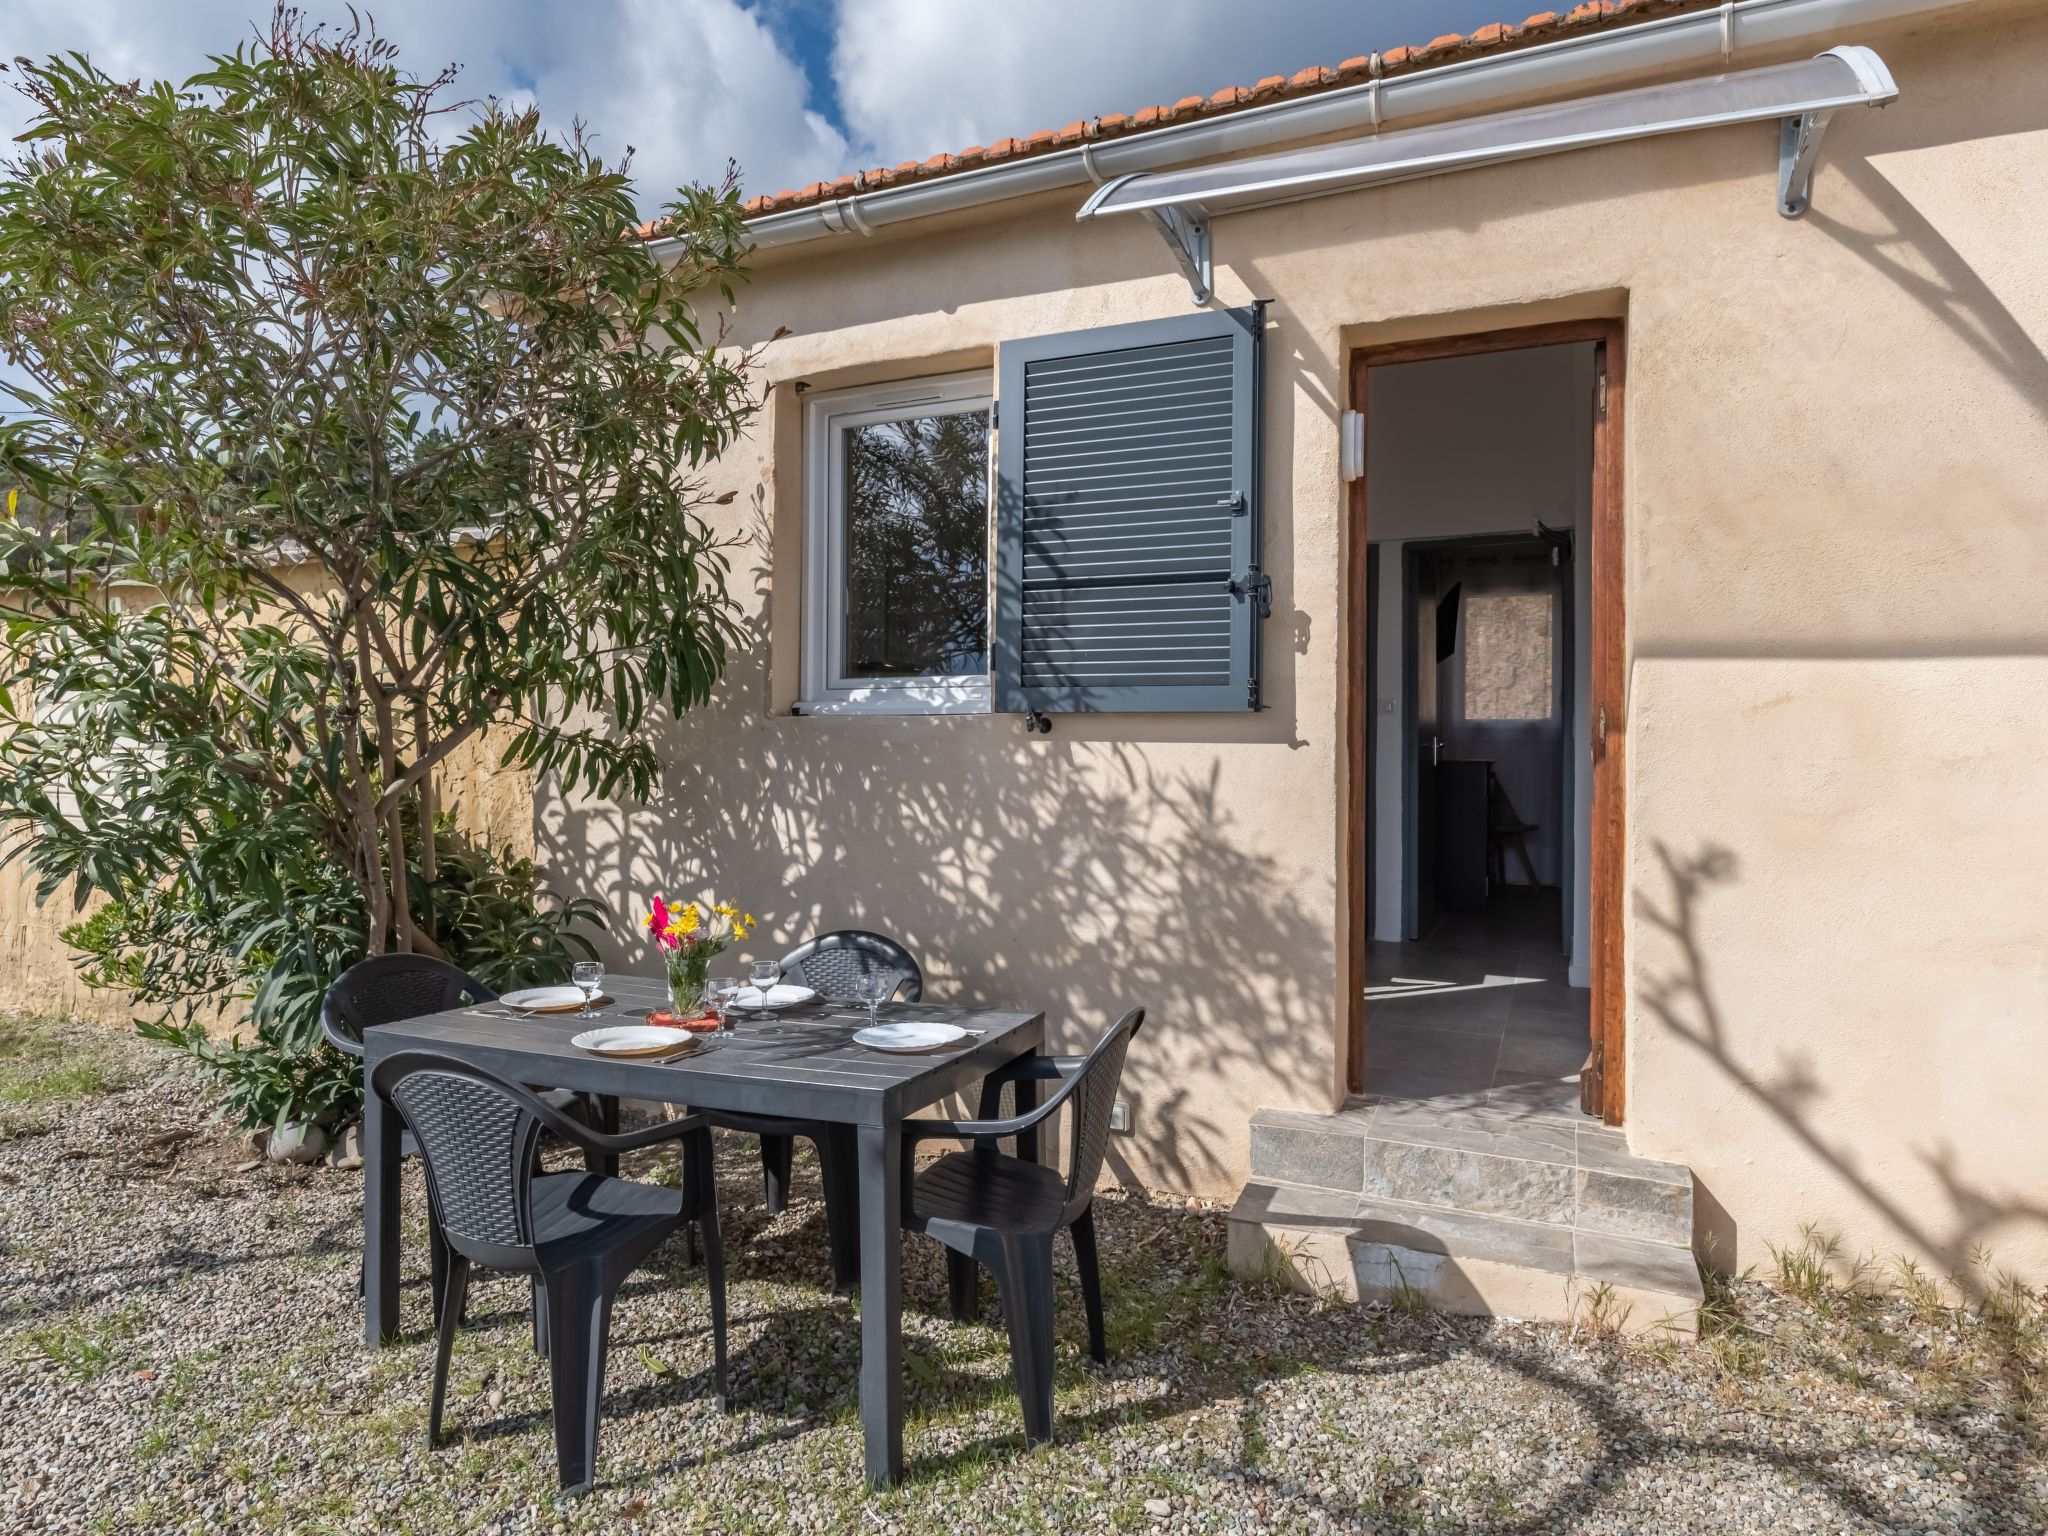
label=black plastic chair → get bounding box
[372,1050,728,1495]
[703,931,923,1291]
[900,1007,1144,1445]
[323,956,617,1317]
[780,930,925,1007]
[323,955,616,1162]
[321,955,499,1060]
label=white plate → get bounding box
[571,1024,700,1057]
[733,983,818,1009]
[853,1021,966,1054]
[503,991,614,1015]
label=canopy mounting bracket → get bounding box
[1777,108,1835,218]
[1141,202,1213,304]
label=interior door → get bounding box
[1409,548,1442,939]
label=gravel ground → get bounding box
[1,1019,2042,1535]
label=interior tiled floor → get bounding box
[1362,886,1592,1120]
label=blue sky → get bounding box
[2,2,1522,209]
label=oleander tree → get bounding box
[0,10,762,1109]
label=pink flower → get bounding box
[647,897,681,952]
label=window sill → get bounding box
[795,683,990,717]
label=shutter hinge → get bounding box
[1595,366,1608,420]
[1230,569,1272,619]
[990,398,999,430]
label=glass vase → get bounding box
[665,963,707,1019]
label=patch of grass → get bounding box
[1568,1278,1634,1338]
[1381,1261,1432,1320]
[0,1015,131,1110]
[22,1303,146,1380]
[1766,1224,1862,1310]
[1097,1240,1230,1355]
[1697,1264,1771,1379]
[1889,1253,1953,1324]
[1966,1249,2047,1421]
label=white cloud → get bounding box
[0,0,844,208]
[829,0,1511,170]
[1,1,1532,208]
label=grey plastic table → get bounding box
[358,973,1044,1485]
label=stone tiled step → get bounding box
[1247,1105,1693,1247]
[1226,1181,1703,1335]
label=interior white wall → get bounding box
[1364,343,1596,981]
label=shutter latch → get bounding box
[1230,569,1272,619]
[1219,492,1247,516]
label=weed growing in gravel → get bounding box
[1696,1264,1771,1379]
[22,1303,145,1379]
[1384,1271,1431,1320]
[1566,1278,1633,1337]
[1714,1227,2048,1447]
[0,1014,130,1118]
[1969,1251,2047,1423]
[1767,1224,1836,1300]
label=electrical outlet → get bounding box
[1109,1098,1132,1134]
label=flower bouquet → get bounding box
[643,895,756,1019]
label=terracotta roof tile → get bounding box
[635,0,1722,236]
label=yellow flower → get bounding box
[677,904,702,934]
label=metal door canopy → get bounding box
[1078,47,1896,300]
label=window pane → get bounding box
[1463,592,1553,720]
[842,410,989,679]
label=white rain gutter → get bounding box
[655,0,1970,258]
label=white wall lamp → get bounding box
[1340,409,1366,482]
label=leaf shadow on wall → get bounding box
[1637,839,2048,1287]
[541,567,1335,1197]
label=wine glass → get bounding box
[708,975,742,1034]
[851,968,892,1025]
[571,960,605,1020]
[749,961,780,1013]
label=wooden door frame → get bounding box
[1344,318,1627,1123]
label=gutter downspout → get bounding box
[660,0,1968,257]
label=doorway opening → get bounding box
[1345,322,1626,1122]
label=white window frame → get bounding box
[800,371,993,716]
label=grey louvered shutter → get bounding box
[992,306,1264,713]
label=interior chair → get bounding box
[1485,769,1542,889]
[323,955,619,1319]
[700,931,922,1292]
[372,1050,728,1495]
[899,1007,1145,1444]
